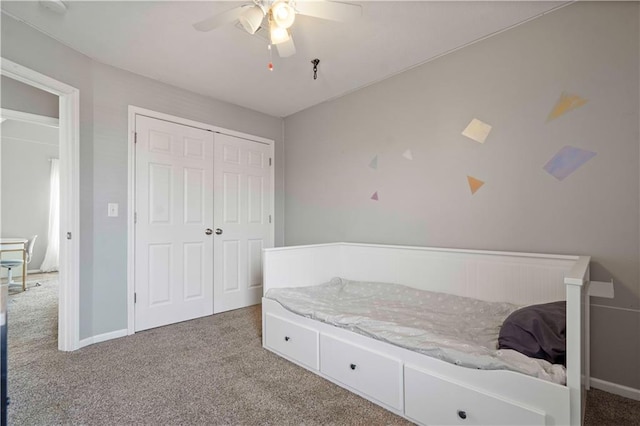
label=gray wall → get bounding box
[1,13,285,339]
[2,10,96,337]
[1,75,59,118]
[284,2,640,389]
[89,62,285,337]
[0,120,58,272]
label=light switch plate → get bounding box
[108,203,119,217]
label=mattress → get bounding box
[265,277,566,384]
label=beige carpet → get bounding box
[6,279,640,425]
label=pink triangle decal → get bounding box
[370,191,379,201]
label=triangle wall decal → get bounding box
[547,92,588,122]
[369,155,378,170]
[467,176,485,195]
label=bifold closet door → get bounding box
[213,133,273,313]
[135,115,214,332]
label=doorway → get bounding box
[1,107,60,297]
[0,58,81,351]
[128,107,274,333]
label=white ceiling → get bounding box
[1,1,568,117]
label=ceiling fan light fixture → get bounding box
[238,5,265,35]
[39,0,67,15]
[270,25,290,45]
[271,1,295,29]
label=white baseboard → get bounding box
[590,377,640,401]
[78,328,127,349]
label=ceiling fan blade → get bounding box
[276,37,296,58]
[193,5,246,32]
[294,0,362,22]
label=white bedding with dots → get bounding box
[265,277,566,384]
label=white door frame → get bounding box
[0,108,60,128]
[1,57,81,351]
[127,106,275,334]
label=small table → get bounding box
[0,238,28,292]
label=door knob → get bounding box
[205,228,213,235]
[215,228,223,235]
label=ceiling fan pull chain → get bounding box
[311,58,320,80]
[267,44,274,71]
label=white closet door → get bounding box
[135,115,214,331]
[213,133,273,313]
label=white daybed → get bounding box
[262,243,590,426]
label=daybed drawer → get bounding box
[265,314,319,370]
[320,334,402,410]
[404,365,546,425]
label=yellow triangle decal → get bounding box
[467,176,484,195]
[547,92,588,122]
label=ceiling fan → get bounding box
[193,0,362,58]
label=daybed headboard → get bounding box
[263,242,589,306]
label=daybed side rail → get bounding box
[564,255,590,426]
[263,243,343,293]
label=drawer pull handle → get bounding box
[350,363,357,370]
[284,336,290,342]
[457,410,467,420]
